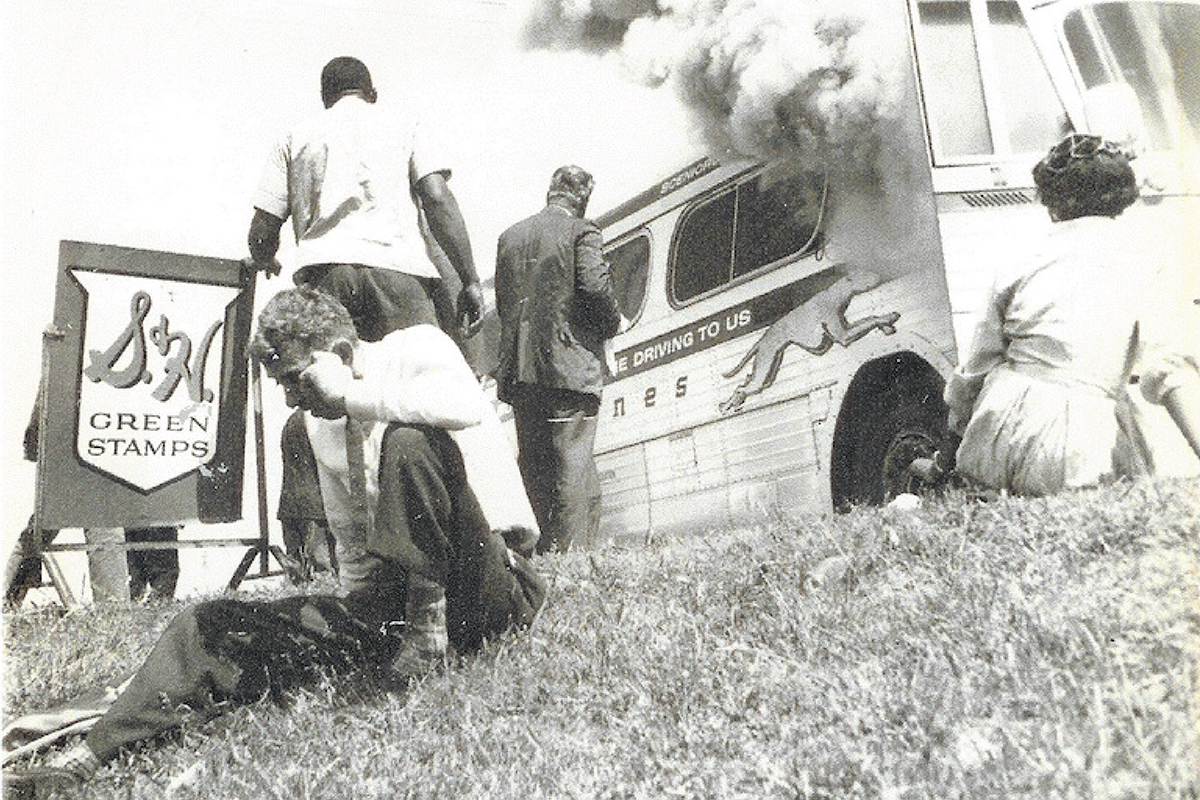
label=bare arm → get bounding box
[1140,350,1200,462]
[1162,384,1200,461]
[414,173,483,336]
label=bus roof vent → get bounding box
[961,190,1034,208]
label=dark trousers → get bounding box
[277,411,327,525]
[85,592,403,760]
[277,410,335,581]
[293,263,438,343]
[85,424,546,761]
[510,387,602,553]
[370,425,545,650]
[124,527,179,601]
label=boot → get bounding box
[389,573,447,683]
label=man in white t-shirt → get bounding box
[246,57,486,578]
[246,55,483,341]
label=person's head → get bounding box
[249,287,358,416]
[1032,133,1139,222]
[546,165,595,217]
[320,56,377,108]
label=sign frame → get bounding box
[36,241,256,529]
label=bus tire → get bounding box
[847,386,945,506]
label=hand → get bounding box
[457,281,485,338]
[242,256,282,279]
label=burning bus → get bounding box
[514,0,1199,540]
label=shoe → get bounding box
[499,526,539,559]
[3,765,83,799]
[388,638,446,685]
[269,545,311,585]
[386,574,448,686]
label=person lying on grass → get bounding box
[4,286,546,798]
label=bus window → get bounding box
[671,169,825,304]
[988,1,1068,155]
[914,1,993,159]
[606,233,650,321]
[914,0,1066,163]
[672,189,735,302]
[1064,3,1200,149]
[733,169,825,280]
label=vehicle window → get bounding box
[988,1,1068,154]
[914,1,993,159]
[915,0,1066,163]
[672,190,734,303]
[671,169,825,304]
[605,234,650,321]
[1064,3,1200,149]
[733,170,825,279]
[1160,5,1200,135]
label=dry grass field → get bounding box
[4,477,1198,799]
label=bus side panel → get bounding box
[595,443,651,544]
[936,197,1050,359]
[718,390,829,520]
[599,346,732,538]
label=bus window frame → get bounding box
[909,0,1072,189]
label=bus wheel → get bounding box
[849,390,944,506]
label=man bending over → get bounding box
[4,287,545,798]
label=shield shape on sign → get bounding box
[73,270,240,493]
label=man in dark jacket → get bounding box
[494,166,622,552]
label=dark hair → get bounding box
[1032,134,1138,221]
[546,165,594,206]
[321,57,375,102]
[249,287,357,367]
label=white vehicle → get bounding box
[507,0,1199,541]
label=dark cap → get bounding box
[321,57,374,101]
[547,165,595,205]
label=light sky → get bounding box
[0,0,702,590]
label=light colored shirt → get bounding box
[945,215,1197,494]
[252,96,446,277]
[946,217,1142,428]
[304,325,537,584]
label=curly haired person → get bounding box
[3,288,545,798]
[944,133,1200,495]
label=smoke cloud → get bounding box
[522,0,907,173]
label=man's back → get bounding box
[496,207,590,324]
[253,96,441,276]
[494,206,619,399]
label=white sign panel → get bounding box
[73,270,239,492]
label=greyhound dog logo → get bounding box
[721,269,900,413]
